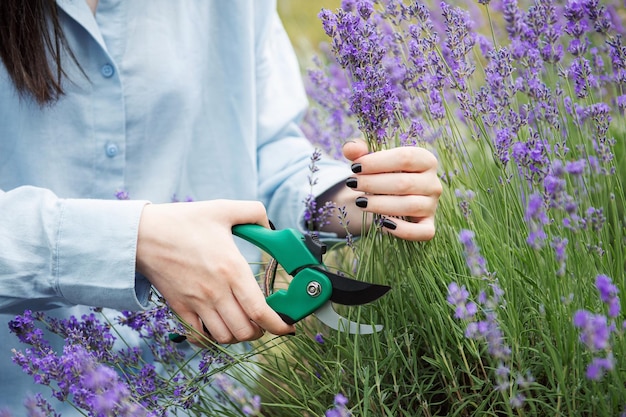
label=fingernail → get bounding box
[351,163,362,173]
[355,196,368,208]
[346,177,358,189]
[342,140,357,148]
[170,334,187,343]
[382,218,397,230]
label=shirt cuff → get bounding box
[54,198,152,311]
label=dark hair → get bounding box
[0,0,82,106]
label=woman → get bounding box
[0,0,441,413]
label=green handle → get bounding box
[233,224,331,323]
[232,224,320,274]
[265,267,332,323]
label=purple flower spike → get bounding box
[573,310,612,352]
[447,282,478,320]
[595,274,620,317]
[325,393,351,417]
[458,230,489,277]
[586,354,615,381]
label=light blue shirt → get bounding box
[0,0,350,413]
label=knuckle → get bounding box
[251,200,268,217]
[395,175,414,193]
[424,151,439,170]
[407,197,425,214]
[397,148,416,168]
[247,304,266,323]
[233,325,257,342]
[213,332,234,345]
[423,225,437,241]
[431,178,444,196]
[208,256,241,278]
[413,147,438,167]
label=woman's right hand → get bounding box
[136,199,295,344]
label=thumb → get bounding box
[342,138,369,162]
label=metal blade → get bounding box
[314,302,383,334]
[311,267,391,306]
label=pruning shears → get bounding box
[170,224,390,343]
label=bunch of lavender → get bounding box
[255,0,626,415]
[7,305,265,416]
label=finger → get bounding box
[184,314,219,345]
[220,200,271,229]
[342,138,369,162]
[380,216,437,242]
[231,277,296,335]
[214,295,266,342]
[350,146,438,174]
[346,172,442,196]
[354,195,439,218]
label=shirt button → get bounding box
[105,143,119,157]
[101,64,115,78]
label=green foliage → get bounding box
[254,0,626,415]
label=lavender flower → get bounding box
[458,229,488,277]
[596,274,620,318]
[319,5,400,146]
[565,158,586,175]
[117,307,186,364]
[573,275,621,382]
[325,393,351,417]
[23,394,60,417]
[494,127,513,165]
[524,193,549,249]
[304,149,337,233]
[8,310,50,352]
[13,343,148,416]
[448,281,530,406]
[455,188,476,218]
[586,354,615,380]
[551,237,568,276]
[303,57,358,160]
[213,373,262,416]
[447,282,478,320]
[573,310,612,351]
[115,189,130,200]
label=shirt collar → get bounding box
[56,0,108,52]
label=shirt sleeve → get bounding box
[0,186,152,314]
[254,7,352,231]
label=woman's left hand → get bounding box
[323,138,442,241]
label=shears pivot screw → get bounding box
[306,281,322,297]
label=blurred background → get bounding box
[277,0,341,64]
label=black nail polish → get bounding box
[346,177,358,188]
[382,218,397,230]
[170,334,187,343]
[351,163,362,173]
[355,196,368,208]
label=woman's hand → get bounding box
[136,200,295,345]
[321,139,442,241]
